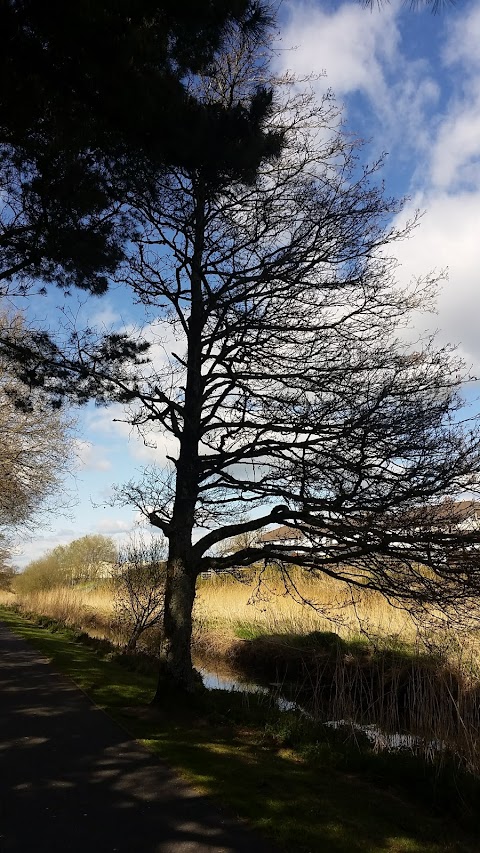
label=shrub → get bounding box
[112,536,166,653]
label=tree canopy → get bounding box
[60,534,117,584]
[0,535,14,590]
[0,1,448,299]
[0,314,73,532]
[0,312,73,577]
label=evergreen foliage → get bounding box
[0,1,277,295]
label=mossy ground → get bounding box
[1,605,478,853]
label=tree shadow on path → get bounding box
[0,623,275,853]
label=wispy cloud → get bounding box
[278,1,439,161]
[279,1,480,371]
[279,1,398,100]
[73,439,112,472]
[429,6,480,192]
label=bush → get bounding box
[112,536,167,653]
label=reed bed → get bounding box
[0,589,15,607]
[8,585,116,638]
[6,570,480,667]
[195,570,418,643]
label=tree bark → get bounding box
[153,555,198,697]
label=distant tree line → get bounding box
[14,535,117,593]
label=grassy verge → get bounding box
[1,604,478,853]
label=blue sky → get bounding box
[11,0,480,567]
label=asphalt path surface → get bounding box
[0,622,276,853]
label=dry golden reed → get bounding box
[5,570,477,663]
[0,589,15,607]
[195,570,417,643]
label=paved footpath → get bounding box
[0,622,276,853]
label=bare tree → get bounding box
[0,533,14,590]
[113,537,167,654]
[5,26,480,692]
[0,314,73,531]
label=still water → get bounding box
[195,659,442,755]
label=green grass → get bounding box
[1,605,478,853]
[233,619,271,639]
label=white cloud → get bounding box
[86,403,134,439]
[442,4,480,72]
[88,300,123,329]
[389,4,480,365]
[392,190,480,368]
[277,1,439,157]
[280,1,398,100]
[86,403,179,467]
[430,91,480,192]
[140,317,187,369]
[12,513,151,568]
[429,5,480,192]
[128,431,180,466]
[91,515,166,552]
[276,2,479,370]
[83,316,186,467]
[12,529,82,568]
[73,439,112,472]
[95,517,132,533]
[277,2,480,374]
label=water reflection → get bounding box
[197,662,300,712]
[325,720,443,756]
[199,669,260,694]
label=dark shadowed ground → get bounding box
[0,622,276,853]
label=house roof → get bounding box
[433,500,480,521]
[394,500,480,529]
[259,525,306,543]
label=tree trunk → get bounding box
[153,556,198,698]
[125,633,139,654]
[152,182,205,700]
